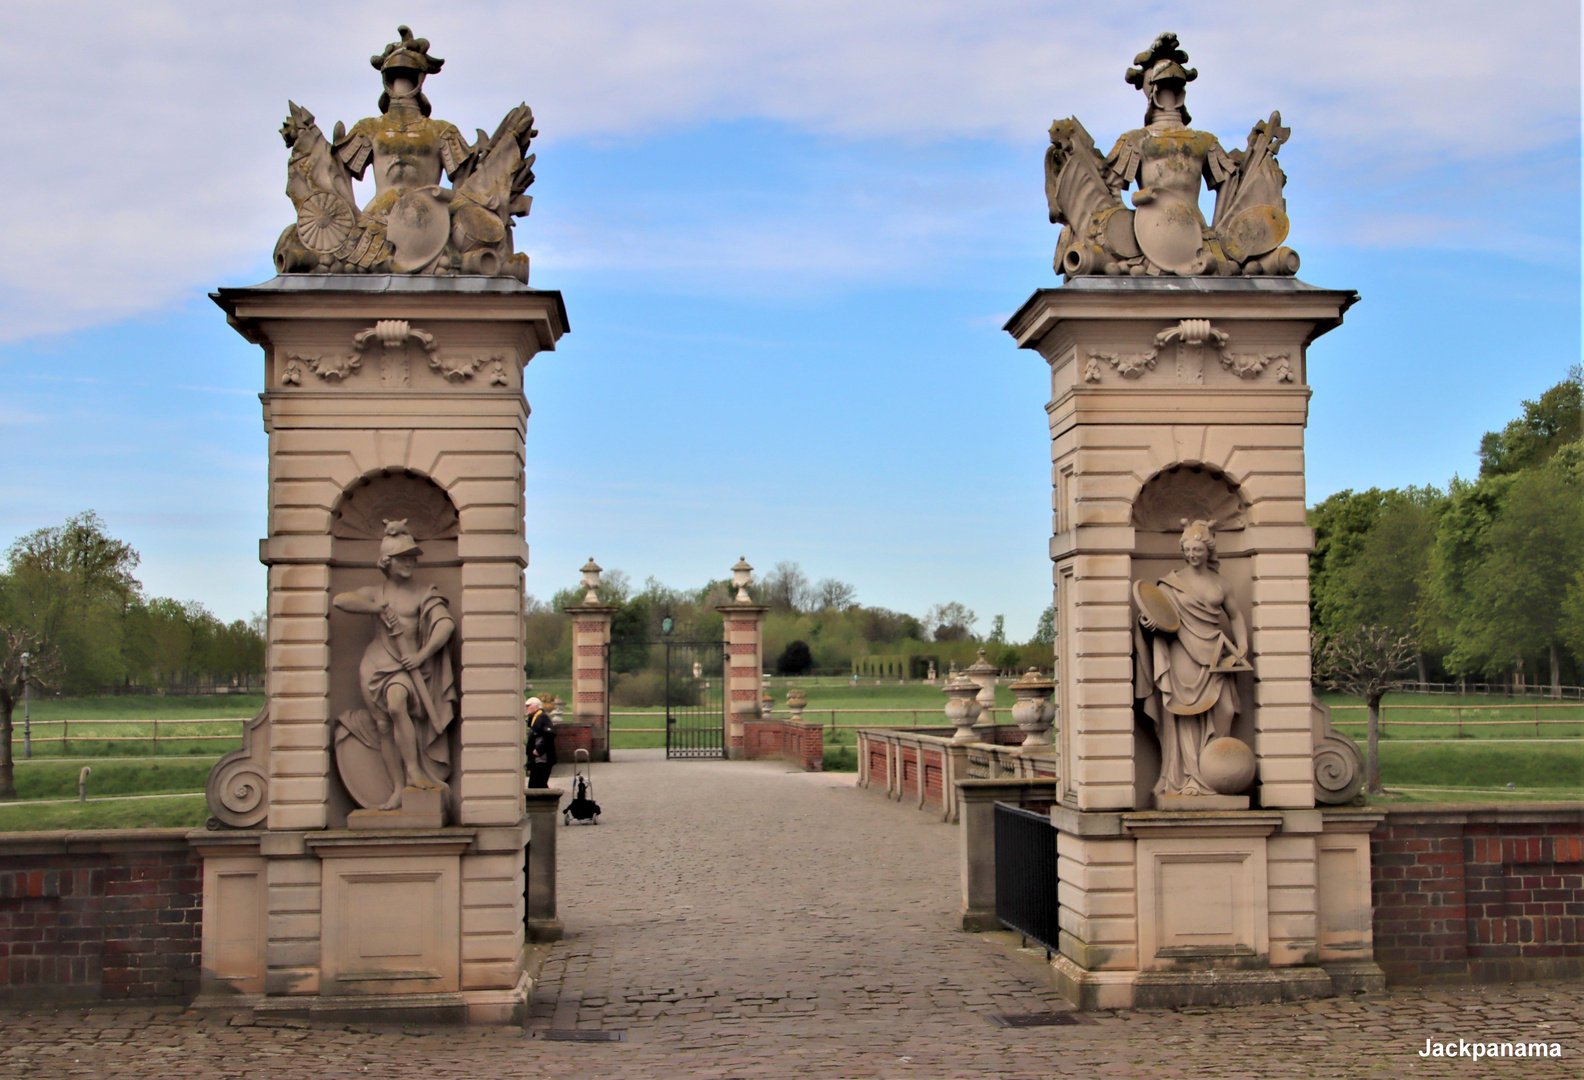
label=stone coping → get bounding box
[1375,802,1584,825]
[0,828,194,854]
[222,274,556,296]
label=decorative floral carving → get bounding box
[1274,358,1296,383]
[288,351,362,381]
[1155,319,1229,385]
[488,359,510,386]
[1220,351,1287,379]
[1083,357,1104,383]
[1088,348,1160,379]
[282,360,303,386]
[429,355,484,382]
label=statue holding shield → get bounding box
[333,520,458,812]
[1132,519,1256,799]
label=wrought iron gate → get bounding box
[660,640,725,759]
[994,802,1061,953]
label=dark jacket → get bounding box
[528,710,557,766]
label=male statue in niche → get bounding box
[1132,519,1258,800]
[333,520,458,812]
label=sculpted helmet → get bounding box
[1178,518,1218,549]
[372,25,444,116]
[1125,32,1197,125]
[379,519,423,561]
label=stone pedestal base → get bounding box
[348,787,445,829]
[1156,794,1249,811]
[1047,806,1384,1010]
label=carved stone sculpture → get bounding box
[274,26,536,281]
[332,520,459,814]
[1045,33,1299,279]
[1131,519,1256,800]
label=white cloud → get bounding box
[1,0,1576,339]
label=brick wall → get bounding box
[742,719,824,771]
[0,830,201,1005]
[1372,805,1582,985]
[553,721,595,762]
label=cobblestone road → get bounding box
[2,750,1578,1078]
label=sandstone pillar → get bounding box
[1005,278,1369,1009]
[199,276,566,1024]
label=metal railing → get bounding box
[994,802,1060,955]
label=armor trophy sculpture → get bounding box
[196,26,567,1024]
[1004,33,1380,1010]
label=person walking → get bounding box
[526,696,557,788]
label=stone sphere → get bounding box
[1200,737,1256,795]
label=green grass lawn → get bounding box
[0,793,209,830]
[1374,741,1583,798]
[9,758,219,800]
[8,693,258,758]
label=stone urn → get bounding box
[1008,667,1057,750]
[786,687,807,723]
[942,674,983,745]
[963,648,1000,740]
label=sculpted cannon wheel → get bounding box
[296,190,356,254]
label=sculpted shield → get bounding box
[1133,195,1206,275]
[387,188,452,272]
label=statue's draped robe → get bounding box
[1133,569,1239,796]
[338,586,457,791]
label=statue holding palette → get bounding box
[1132,519,1257,801]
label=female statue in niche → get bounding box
[333,520,457,810]
[1132,519,1252,797]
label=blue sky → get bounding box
[1,2,1578,639]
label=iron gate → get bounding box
[658,640,725,759]
[994,802,1061,953]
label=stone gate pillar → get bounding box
[1001,31,1375,1010]
[564,558,615,762]
[195,25,567,1026]
[717,558,767,760]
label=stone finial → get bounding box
[1043,33,1297,280]
[579,558,603,605]
[1008,667,1057,751]
[731,557,754,604]
[786,688,807,723]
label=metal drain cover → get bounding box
[989,1012,1081,1028]
[536,1030,627,1041]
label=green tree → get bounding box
[0,628,62,799]
[1460,464,1584,695]
[2,512,140,692]
[1477,371,1582,478]
[1030,605,1055,646]
[1314,626,1416,795]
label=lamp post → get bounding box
[20,650,31,760]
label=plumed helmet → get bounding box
[379,519,423,559]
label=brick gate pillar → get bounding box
[717,557,767,761]
[561,558,615,762]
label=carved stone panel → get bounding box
[1131,465,1248,533]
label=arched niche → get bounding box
[1127,463,1258,808]
[326,470,463,826]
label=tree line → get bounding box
[524,560,1054,685]
[0,512,265,700]
[1310,370,1583,696]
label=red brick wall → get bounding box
[1372,806,1582,985]
[553,721,594,761]
[743,719,824,771]
[0,831,201,1005]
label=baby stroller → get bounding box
[563,748,601,825]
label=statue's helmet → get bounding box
[371,26,444,116]
[1126,32,1198,124]
[1178,518,1218,550]
[379,519,423,561]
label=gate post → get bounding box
[565,559,615,762]
[717,558,767,761]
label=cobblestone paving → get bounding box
[1,750,1578,1078]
